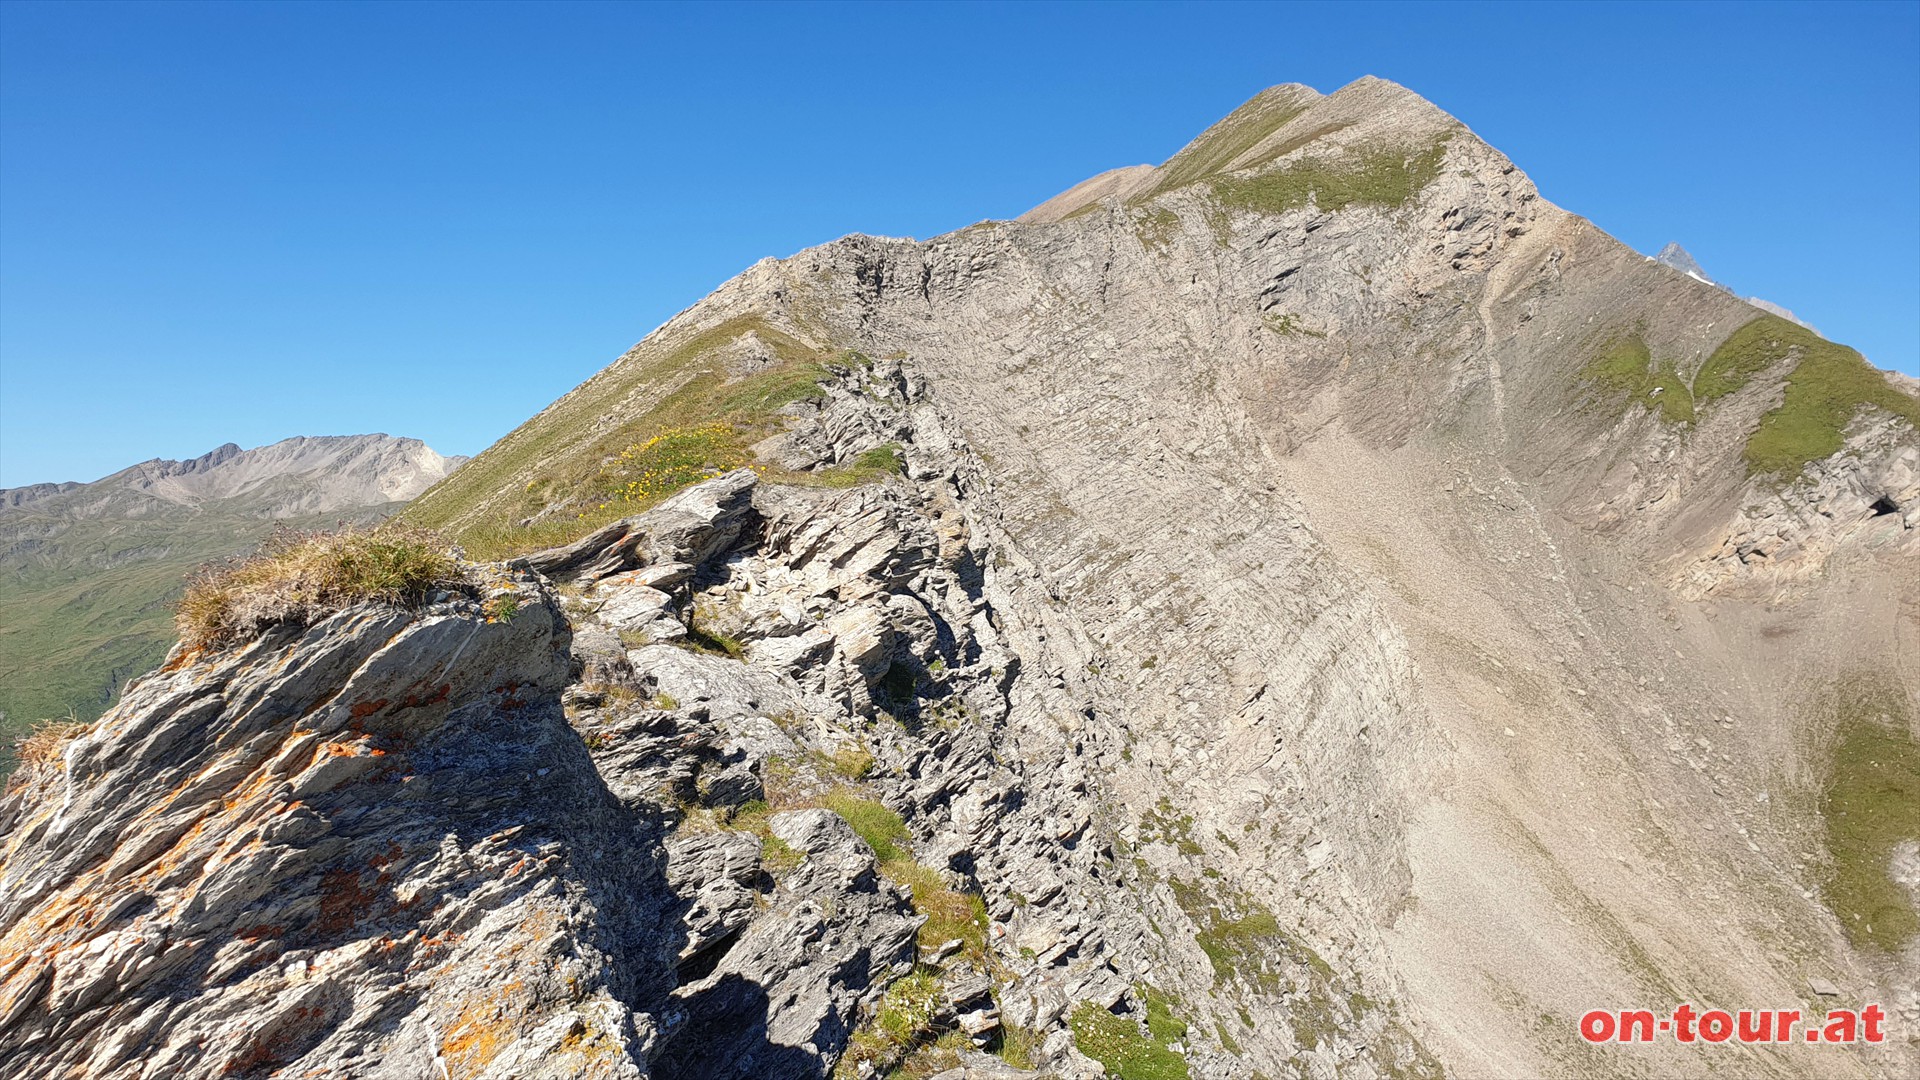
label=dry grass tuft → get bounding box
[5,714,92,790]
[14,716,91,768]
[176,525,468,650]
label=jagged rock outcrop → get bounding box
[7,76,1918,1080]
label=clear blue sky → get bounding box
[3,1,1916,486]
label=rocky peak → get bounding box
[1653,241,1719,285]
[1022,76,1470,222]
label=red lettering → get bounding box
[1673,1003,1698,1043]
[1862,1004,1885,1044]
[1568,1002,1888,1045]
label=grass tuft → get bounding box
[175,525,466,650]
[814,443,906,488]
[838,970,949,1077]
[822,787,988,954]
[5,713,92,788]
[823,788,912,863]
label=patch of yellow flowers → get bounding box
[592,423,748,514]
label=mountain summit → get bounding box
[1652,241,1719,286]
[3,80,1915,1080]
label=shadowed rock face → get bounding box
[5,77,1918,1080]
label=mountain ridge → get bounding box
[1,433,467,516]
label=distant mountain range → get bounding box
[0,434,463,752]
[1651,240,1817,332]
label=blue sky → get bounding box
[2,1,1916,486]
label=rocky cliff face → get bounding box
[4,77,1917,1079]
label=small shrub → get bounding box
[176,525,466,650]
[483,593,520,623]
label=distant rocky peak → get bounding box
[1652,242,1720,287]
[1650,241,1817,333]
[1,434,467,518]
[160,442,245,478]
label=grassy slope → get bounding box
[1576,315,1917,479]
[1819,685,1920,953]
[404,315,841,558]
[1209,131,1453,217]
[1581,331,1696,425]
[1139,85,1314,197]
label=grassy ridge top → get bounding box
[1210,132,1453,217]
[1699,315,1920,477]
[1578,316,1917,479]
